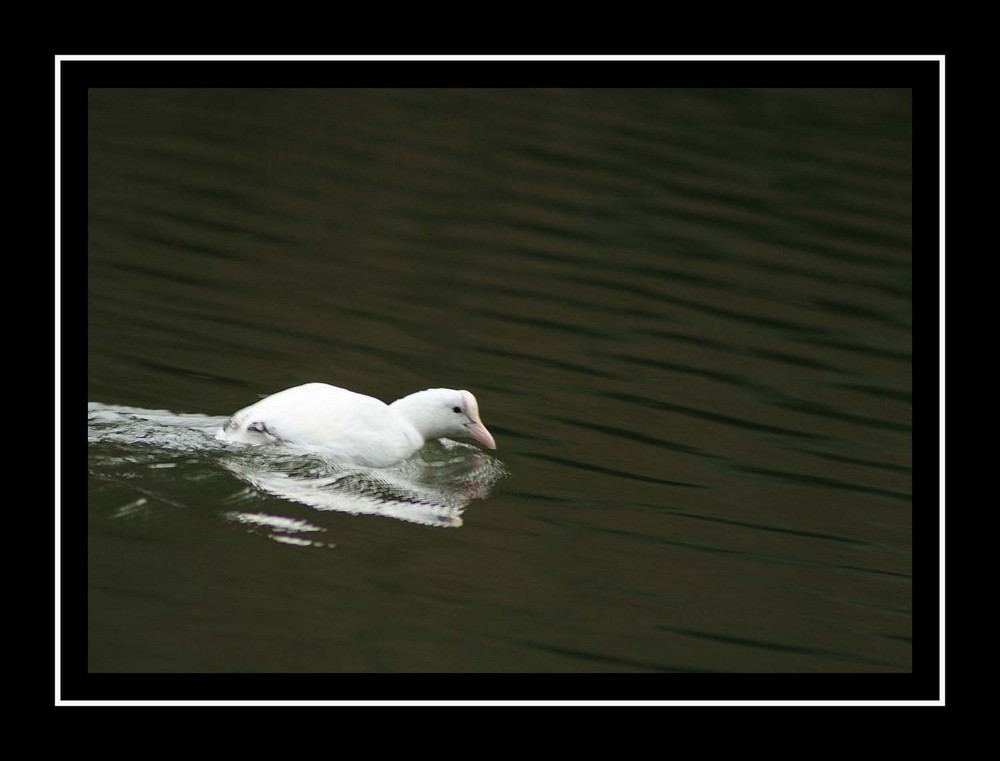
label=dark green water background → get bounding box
[86,87,915,675]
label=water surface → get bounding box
[86,87,914,677]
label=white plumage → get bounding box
[216,382,496,468]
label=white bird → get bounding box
[216,382,497,468]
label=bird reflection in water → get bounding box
[221,439,507,529]
[88,402,507,534]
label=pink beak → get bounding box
[466,420,497,450]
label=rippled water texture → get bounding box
[86,88,914,675]
[89,401,507,529]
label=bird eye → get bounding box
[452,406,461,413]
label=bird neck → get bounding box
[389,389,449,441]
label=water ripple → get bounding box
[602,391,833,441]
[657,626,899,669]
[530,452,706,490]
[88,402,508,529]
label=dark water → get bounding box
[85,88,915,677]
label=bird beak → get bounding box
[459,390,497,450]
[466,420,497,450]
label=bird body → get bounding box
[217,383,495,468]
